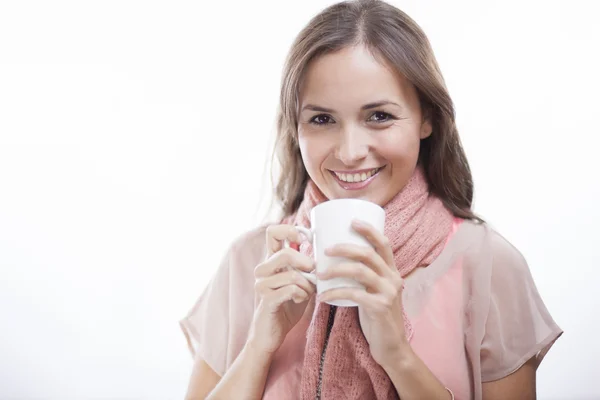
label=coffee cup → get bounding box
[286,198,385,307]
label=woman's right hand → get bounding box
[247,224,316,355]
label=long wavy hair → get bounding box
[272,0,479,221]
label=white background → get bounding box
[1,0,598,399]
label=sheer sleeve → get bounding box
[179,248,233,376]
[480,232,563,382]
[179,228,264,376]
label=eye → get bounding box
[309,114,335,125]
[368,111,396,123]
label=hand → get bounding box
[316,220,408,367]
[247,224,317,355]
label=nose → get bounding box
[335,125,369,166]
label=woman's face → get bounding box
[297,45,432,206]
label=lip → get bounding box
[329,166,385,191]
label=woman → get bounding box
[180,0,562,398]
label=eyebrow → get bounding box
[301,100,402,113]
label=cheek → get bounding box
[375,130,421,164]
[298,134,330,172]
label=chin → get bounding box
[363,194,387,206]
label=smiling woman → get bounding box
[179,1,562,399]
[296,45,431,206]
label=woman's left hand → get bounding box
[316,219,409,368]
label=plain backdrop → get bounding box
[1,0,598,399]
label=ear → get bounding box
[419,104,433,139]
[420,119,433,139]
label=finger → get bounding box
[351,220,395,268]
[266,284,311,308]
[324,243,390,277]
[254,248,315,278]
[256,270,316,296]
[265,224,303,256]
[317,262,394,296]
[318,288,391,312]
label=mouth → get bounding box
[328,166,385,190]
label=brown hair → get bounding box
[272,0,480,221]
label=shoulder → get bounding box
[482,222,529,273]
[228,224,269,258]
[456,219,526,262]
[485,227,535,293]
[222,223,270,277]
[453,219,531,283]
[202,224,270,313]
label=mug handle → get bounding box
[284,226,317,285]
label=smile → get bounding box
[329,166,385,190]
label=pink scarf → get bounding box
[283,166,454,399]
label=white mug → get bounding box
[287,198,385,307]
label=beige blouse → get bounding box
[180,220,562,399]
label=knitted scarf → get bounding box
[284,166,454,399]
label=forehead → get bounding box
[298,45,417,109]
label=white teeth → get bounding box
[334,167,380,183]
